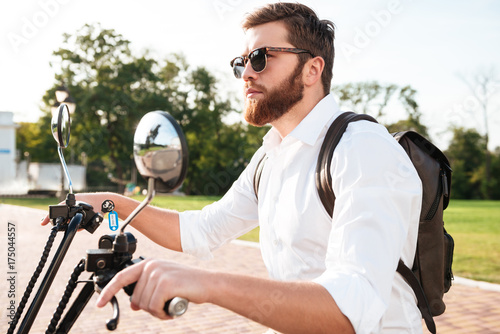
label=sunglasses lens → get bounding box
[230,48,267,79]
[231,57,245,78]
[249,49,266,72]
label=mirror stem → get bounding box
[119,177,156,234]
[58,146,74,194]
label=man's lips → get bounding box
[245,87,262,98]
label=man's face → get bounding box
[240,22,306,127]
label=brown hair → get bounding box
[242,2,335,96]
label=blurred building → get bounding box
[0,111,85,195]
[0,111,29,195]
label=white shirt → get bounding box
[179,94,423,333]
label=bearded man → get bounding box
[46,3,423,333]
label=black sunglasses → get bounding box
[230,47,314,79]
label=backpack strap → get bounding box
[397,260,437,334]
[315,111,378,217]
[254,112,377,202]
[253,154,268,199]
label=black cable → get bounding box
[7,225,59,334]
[45,259,86,334]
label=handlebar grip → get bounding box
[124,282,188,317]
[164,297,189,317]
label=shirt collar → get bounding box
[262,94,341,152]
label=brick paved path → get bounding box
[1,204,499,333]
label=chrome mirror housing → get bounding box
[133,111,188,193]
[51,103,70,148]
[51,103,73,193]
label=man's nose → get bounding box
[241,60,258,81]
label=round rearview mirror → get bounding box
[133,111,188,193]
[51,104,71,148]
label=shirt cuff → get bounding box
[313,270,387,334]
[179,210,214,261]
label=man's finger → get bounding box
[96,260,145,308]
[41,215,50,226]
[41,199,65,226]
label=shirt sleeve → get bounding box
[313,121,422,334]
[178,149,264,260]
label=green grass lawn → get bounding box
[0,197,60,211]
[1,196,498,283]
[443,200,500,284]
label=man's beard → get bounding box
[244,63,305,127]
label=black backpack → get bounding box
[254,112,454,334]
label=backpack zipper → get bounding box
[424,168,446,220]
[443,228,455,292]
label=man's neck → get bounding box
[271,91,326,139]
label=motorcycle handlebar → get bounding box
[121,258,189,318]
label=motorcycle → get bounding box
[7,104,190,334]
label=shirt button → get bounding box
[273,239,280,247]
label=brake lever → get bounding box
[106,296,120,331]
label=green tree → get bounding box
[468,146,500,200]
[332,81,429,137]
[26,23,265,195]
[40,23,161,191]
[488,148,500,199]
[333,81,398,117]
[386,85,429,137]
[445,127,486,199]
[459,67,499,199]
[16,122,53,163]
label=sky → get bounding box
[1,0,499,150]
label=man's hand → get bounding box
[96,258,210,320]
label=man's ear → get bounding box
[303,56,325,87]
